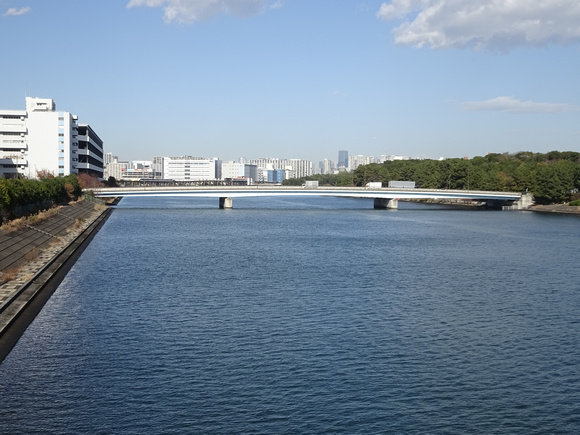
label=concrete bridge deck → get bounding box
[93,185,530,210]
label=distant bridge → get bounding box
[92,185,532,210]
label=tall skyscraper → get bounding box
[338,150,348,169]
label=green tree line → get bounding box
[284,151,580,204]
[0,175,82,220]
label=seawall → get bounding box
[0,200,114,364]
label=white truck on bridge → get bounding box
[302,181,319,189]
[388,180,416,188]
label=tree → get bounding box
[107,176,118,187]
[0,179,9,212]
[352,163,386,186]
[36,169,55,180]
[533,161,575,204]
[76,173,102,189]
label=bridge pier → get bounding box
[374,198,398,209]
[219,197,233,209]
[486,192,534,210]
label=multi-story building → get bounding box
[221,161,258,184]
[77,124,104,178]
[162,156,221,181]
[0,107,28,178]
[124,161,156,181]
[338,150,348,169]
[320,158,334,175]
[104,157,130,181]
[104,152,115,166]
[0,97,103,179]
[249,158,312,179]
[267,169,285,183]
[249,158,287,171]
[380,155,410,162]
[348,155,375,171]
[287,159,313,179]
[152,157,164,178]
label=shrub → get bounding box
[569,199,580,206]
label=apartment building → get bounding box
[249,158,313,179]
[348,155,375,171]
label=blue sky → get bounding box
[1,0,579,163]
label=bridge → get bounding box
[92,185,532,210]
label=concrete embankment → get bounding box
[0,200,114,364]
[528,204,580,215]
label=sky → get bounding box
[1,0,579,163]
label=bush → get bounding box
[0,174,83,220]
[569,199,580,206]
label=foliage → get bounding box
[76,173,103,189]
[569,199,580,206]
[283,151,580,204]
[106,176,118,187]
[36,169,55,180]
[0,174,82,220]
[0,179,9,211]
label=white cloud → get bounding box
[3,7,31,16]
[127,0,272,23]
[377,0,580,50]
[462,96,578,114]
[270,1,283,10]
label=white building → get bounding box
[0,108,27,178]
[320,158,334,175]
[152,157,163,178]
[380,155,410,163]
[249,158,313,180]
[104,152,115,166]
[0,97,103,179]
[287,159,313,178]
[221,161,258,184]
[348,155,375,171]
[104,157,130,181]
[162,156,221,181]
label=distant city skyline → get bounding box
[1,1,578,163]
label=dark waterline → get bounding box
[1,197,579,434]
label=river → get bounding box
[1,196,579,434]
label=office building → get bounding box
[0,97,103,179]
[162,156,221,181]
[338,150,348,169]
[221,161,258,184]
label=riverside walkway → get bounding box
[93,185,530,210]
[0,200,111,363]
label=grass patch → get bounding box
[25,248,40,262]
[1,266,21,283]
[0,206,63,235]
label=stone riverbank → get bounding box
[0,200,113,363]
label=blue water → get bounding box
[1,197,579,434]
